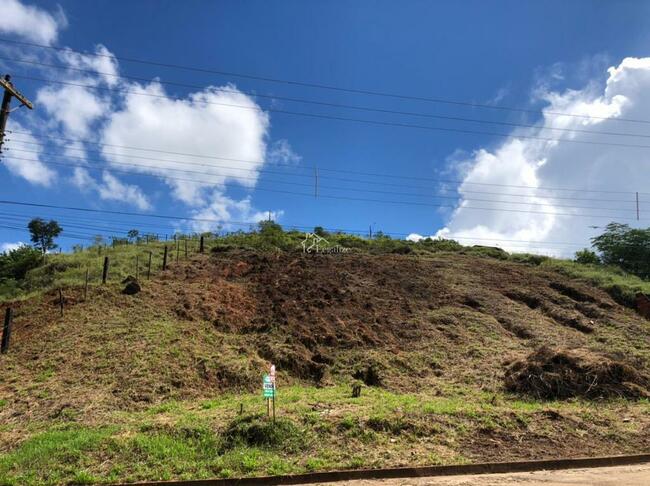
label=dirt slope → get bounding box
[1,250,649,422]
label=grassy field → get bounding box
[1,231,649,484]
[1,385,648,485]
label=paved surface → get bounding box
[311,464,650,486]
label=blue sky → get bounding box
[2,0,650,255]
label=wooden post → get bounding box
[58,288,64,317]
[147,251,152,279]
[272,394,276,423]
[102,256,109,284]
[200,235,204,253]
[184,239,188,259]
[176,240,180,262]
[162,246,168,271]
[1,308,12,354]
[84,266,89,301]
[135,255,139,280]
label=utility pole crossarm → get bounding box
[0,75,33,109]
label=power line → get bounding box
[7,68,650,141]
[9,74,650,150]
[2,36,649,125]
[7,130,648,196]
[2,154,641,217]
[3,147,640,211]
[0,209,590,249]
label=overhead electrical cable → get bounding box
[2,36,649,124]
[7,130,648,195]
[7,69,650,141]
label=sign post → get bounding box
[263,364,276,422]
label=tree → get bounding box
[574,248,600,265]
[28,218,62,254]
[314,226,328,237]
[127,229,139,242]
[591,223,650,278]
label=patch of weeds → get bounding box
[366,416,423,435]
[0,399,7,408]
[305,457,328,472]
[0,426,114,485]
[220,414,306,452]
[347,456,366,469]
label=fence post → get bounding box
[176,240,180,262]
[184,239,188,259]
[200,235,204,253]
[162,246,168,271]
[84,266,89,301]
[58,288,64,317]
[102,256,110,284]
[147,251,152,279]
[1,308,12,354]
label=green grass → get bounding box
[542,259,650,306]
[1,385,648,485]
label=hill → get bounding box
[0,239,649,484]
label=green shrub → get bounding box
[0,245,44,281]
[220,414,305,452]
[575,248,600,265]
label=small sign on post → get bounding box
[263,365,276,422]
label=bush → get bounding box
[0,245,44,281]
[220,414,305,452]
[575,248,600,265]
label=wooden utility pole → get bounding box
[0,75,33,153]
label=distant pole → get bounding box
[58,288,64,317]
[102,256,109,284]
[369,225,372,239]
[147,251,152,279]
[1,308,12,354]
[84,266,89,301]
[199,235,204,253]
[162,246,168,270]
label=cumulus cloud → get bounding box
[0,241,25,253]
[101,81,270,206]
[435,57,650,256]
[268,139,302,165]
[70,167,151,210]
[187,190,283,233]
[36,84,109,137]
[2,122,56,185]
[0,0,67,45]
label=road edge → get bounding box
[116,453,650,486]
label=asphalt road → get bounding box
[310,464,650,486]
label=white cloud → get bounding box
[36,84,109,137]
[1,241,25,253]
[436,57,650,256]
[100,81,270,206]
[0,0,67,45]
[268,139,302,165]
[187,190,283,233]
[70,167,151,211]
[57,44,120,86]
[2,122,56,185]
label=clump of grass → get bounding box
[220,414,306,452]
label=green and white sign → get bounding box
[263,374,275,398]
